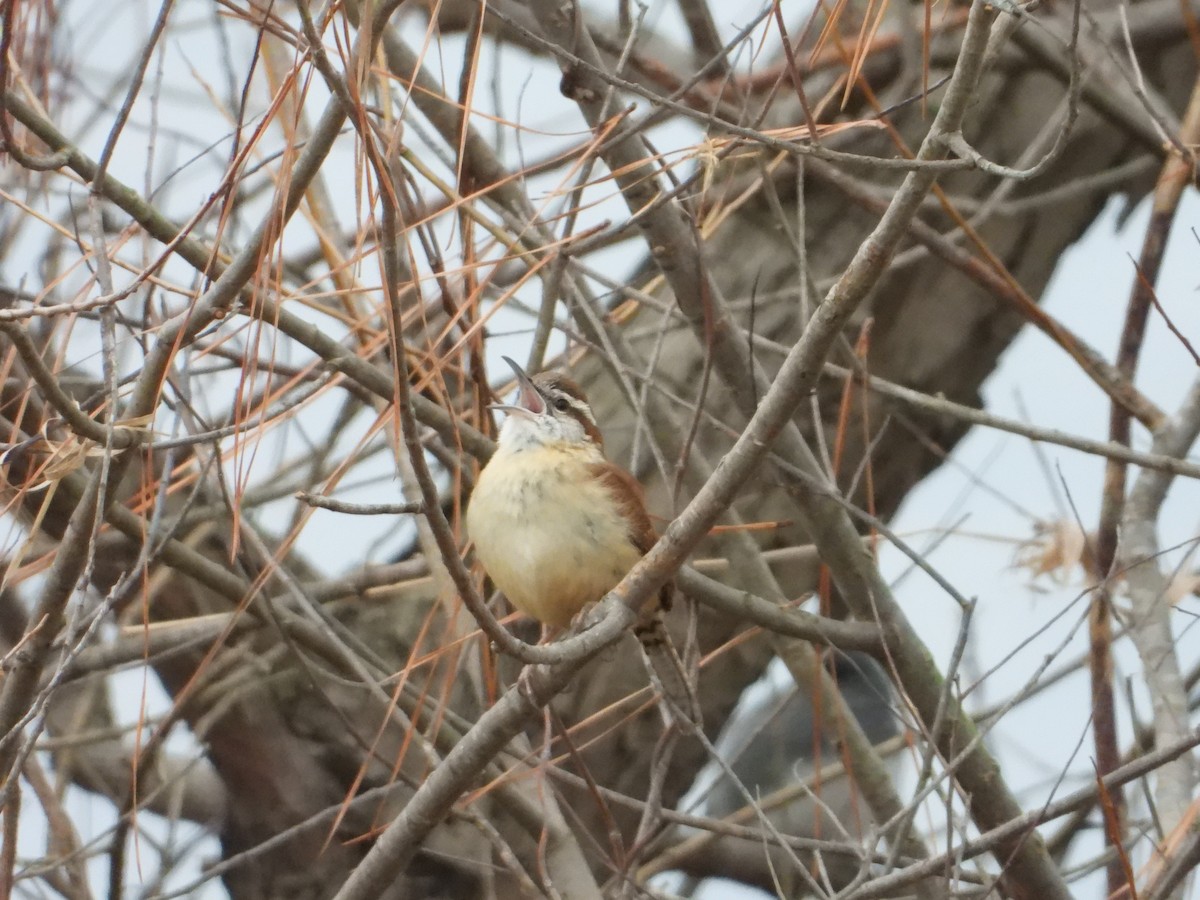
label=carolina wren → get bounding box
[467,357,698,721]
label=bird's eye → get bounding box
[553,397,571,412]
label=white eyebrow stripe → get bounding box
[567,396,596,425]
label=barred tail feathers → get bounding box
[633,609,702,727]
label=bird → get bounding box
[466,356,699,722]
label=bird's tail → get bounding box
[634,608,702,728]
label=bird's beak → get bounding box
[491,356,544,417]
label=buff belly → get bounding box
[467,444,642,627]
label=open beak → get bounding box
[490,356,544,417]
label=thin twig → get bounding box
[296,492,424,516]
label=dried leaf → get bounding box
[1165,569,1200,605]
[1015,520,1088,584]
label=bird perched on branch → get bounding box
[467,357,699,723]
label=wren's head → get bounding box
[491,356,602,452]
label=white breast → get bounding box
[467,443,642,627]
